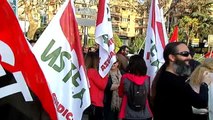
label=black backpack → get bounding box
[127,80,147,111]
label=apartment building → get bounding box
[110,0,148,41]
[17,0,149,44]
[74,0,148,45]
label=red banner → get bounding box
[169,26,178,43]
[0,0,57,119]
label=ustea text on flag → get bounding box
[32,0,90,120]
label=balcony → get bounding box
[117,31,128,36]
[111,12,121,17]
[112,21,120,25]
[135,16,143,20]
[135,26,146,29]
[120,22,128,28]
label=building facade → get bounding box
[74,0,149,45]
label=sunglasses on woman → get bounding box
[174,51,191,57]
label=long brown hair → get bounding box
[189,58,213,85]
[84,52,99,70]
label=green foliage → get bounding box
[177,1,213,44]
[128,34,145,54]
[194,53,205,62]
[113,34,123,52]
[178,16,199,43]
[86,34,122,52]
[87,37,95,47]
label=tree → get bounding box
[187,0,213,41]
[178,16,199,45]
[18,0,65,40]
[113,34,123,52]
[128,34,145,54]
[167,0,213,44]
[87,37,95,47]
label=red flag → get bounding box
[204,51,213,58]
[169,26,178,43]
[0,0,57,119]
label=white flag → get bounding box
[95,0,117,78]
[143,0,168,84]
[33,0,90,120]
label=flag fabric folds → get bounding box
[95,0,117,78]
[204,50,213,58]
[0,0,57,120]
[169,26,178,43]
[143,0,168,84]
[33,0,90,120]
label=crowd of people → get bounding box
[83,42,213,120]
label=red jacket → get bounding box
[87,68,108,107]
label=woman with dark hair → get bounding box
[118,55,153,120]
[85,52,109,120]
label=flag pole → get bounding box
[210,47,213,58]
[137,38,146,54]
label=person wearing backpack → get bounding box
[118,55,153,120]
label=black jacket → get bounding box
[153,71,208,120]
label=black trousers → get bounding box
[192,114,208,120]
[88,105,104,120]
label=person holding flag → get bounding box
[0,0,57,119]
[32,0,91,120]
